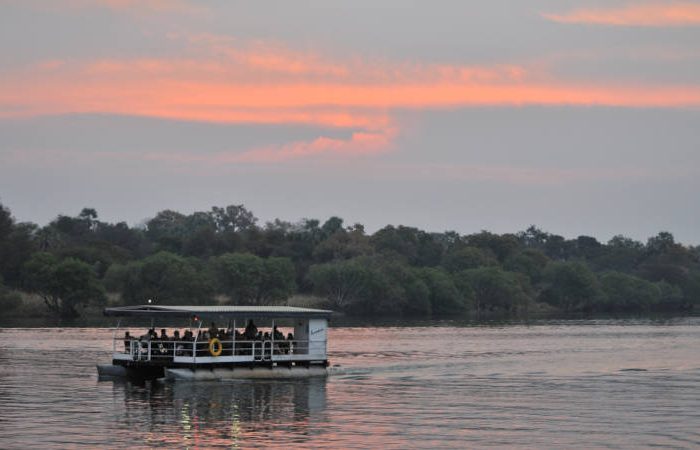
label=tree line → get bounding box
[0,202,698,318]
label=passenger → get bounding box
[182,330,193,356]
[256,331,263,341]
[148,328,158,340]
[173,330,183,356]
[123,331,131,353]
[160,329,168,341]
[273,326,284,341]
[263,332,271,341]
[287,332,295,354]
[208,322,218,337]
[244,320,258,340]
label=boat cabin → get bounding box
[99,305,332,380]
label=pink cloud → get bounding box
[232,128,397,163]
[543,2,700,27]
[2,36,700,163]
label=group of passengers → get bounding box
[123,320,295,357]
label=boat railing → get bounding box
[113,337,324,362]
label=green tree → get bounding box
[308,258,373,309]
[504,248,549,283]
[654,280,684,310]
[638,232,695,285]
[116,252,212,305]
[540,262,602,311]
[455,267,531,313]
[0,222,37,288]
[593,235,643,272]
[313,226,373,263]
[145,210,187,252]
[211,253,295,304]
[362,259,431,315]
[321,216,344,238]
[0,275,22,313]
[0,202,13,241]
[680,271,700,310]
[442,246,497,273]
[465,231,520,262]
[259,257,296,304]
[599,271,660,311]
[417,267,467,315]
[211,253,265,304]
[211,205,258,233]
[23,253,106,318]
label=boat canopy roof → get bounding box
[104,305,333,319]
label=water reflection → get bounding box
[1,323,699,448]
[114,378,327,447]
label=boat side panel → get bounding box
[166,366,328,380]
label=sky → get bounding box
[1,1,699,244]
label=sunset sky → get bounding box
[1,1,699,242]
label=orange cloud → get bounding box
[19,0,203,15]
[543,2,700,27]
[232,128,397,163]
[2,37,700,162]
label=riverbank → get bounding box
[1,301,696,329]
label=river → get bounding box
[0,317,699,448]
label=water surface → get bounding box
[0,318,699,448]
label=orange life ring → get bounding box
[208,337,223,357]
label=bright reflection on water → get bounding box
[1,318,699,448]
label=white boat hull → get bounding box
[165,366,328,380]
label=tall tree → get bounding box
[23,253,106,318]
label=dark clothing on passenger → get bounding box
[123,332,131,353]
[244,320,258,340]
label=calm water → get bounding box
[1,318,699,449]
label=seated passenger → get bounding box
[287,332,295,354]
[182,330,194,356]
[244,320,258,340]
[123,331,131,353]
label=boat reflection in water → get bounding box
[113,378,328,447]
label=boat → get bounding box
[97,305,333,380]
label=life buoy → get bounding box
[209,337,223,357]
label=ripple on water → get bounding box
[0,321,699,448]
